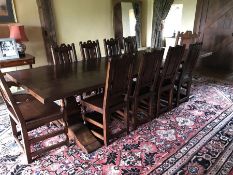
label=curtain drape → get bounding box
[133,0,141,48]
[151,0,174,48]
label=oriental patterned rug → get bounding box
[0,76,233,175]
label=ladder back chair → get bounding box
[80,40,102,95]
[81,54,134,146]
[51,43,77,65]
[51,43,80,117]
[123,36,137,54]
[174,42,202,106]
[103,38,122,57]
[130,48,164,129]
[156,45,186,116]
[79,40,101,60]
[0,71,69,163]
[175,31,200,49]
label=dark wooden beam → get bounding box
[113,2,124,48]
[193,0,210,41]
[36,0,57,65]
[193,0,204,34]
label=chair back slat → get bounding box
[183,42,202,76]
[51,43,77,65]
[79,40,101,60]
[104,38,121,57]
[161,45,185,82]
[123,36,137,54]
[0,72,23,122]
[103,54,134,108]
[134,49,164,96]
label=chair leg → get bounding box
[131,103,137,130]
[176,83,182,106]
[186,81,192,101]
[81,105,87,124]
[168,88,173,111]
[9,116,17,137]
[60,99,70,146]
[10,116,33,163]
[149,96,154,120]
[103,112,109,146]
[21,127,32,163]
[155,91,160,118]
[62,114,69,146]
[124,103,129,134]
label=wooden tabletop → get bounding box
[6,58,109,104]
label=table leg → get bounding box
[62,98,102,153]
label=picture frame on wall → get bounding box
[0,38,19,60]
[0,0,17,23]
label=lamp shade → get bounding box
[9,24,28,42]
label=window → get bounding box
[129,9,136,36]
[122,2,136,37]
[163,4,183,38]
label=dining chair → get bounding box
[123,36,137,54]
[175,31,200,48]
[79,40,101,60]
[51,43,77,64]
[80,40,103,96]
[130,48,164,129]
[81,54,134,146]
[0,71,69,163]
[174,42,202,106]
[103,38,121,57]
[51,43,80,116]
[156,45,186,116]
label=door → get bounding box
[194,0,233,70]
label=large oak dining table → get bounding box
[6,52,145,153]
[6,49,212,153]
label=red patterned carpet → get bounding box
[0,76,233,175]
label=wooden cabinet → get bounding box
[0,54,35,69]
[194,0,233,70]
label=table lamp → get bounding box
[9,24,28,57]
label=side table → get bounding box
[0,54,35,69]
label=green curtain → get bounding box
[133,0,141,48]
[151,0,174,48]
